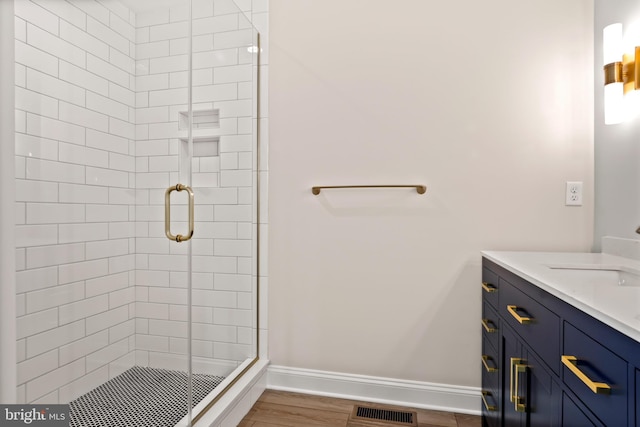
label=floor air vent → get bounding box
[348,405,418,426]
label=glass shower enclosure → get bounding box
[12,0,260,425]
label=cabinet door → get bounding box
[502,326,561,427]
[502,326,525,427]
[637,370,640,427]
[525,350,560,427]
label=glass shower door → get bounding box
[184,2,261,423]
[133,0,261,423]
[173,0,260,423]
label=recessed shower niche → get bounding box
[179,109,220,130]
[179,109,221,187]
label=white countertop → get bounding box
[482,251,640,344]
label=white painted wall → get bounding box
[594,0,640,250]
[268,0,594,389]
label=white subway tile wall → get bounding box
[14,0,267,405]
[15,0,136,403]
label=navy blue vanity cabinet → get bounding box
[482,260,561,427]
[482,257,640,427]
[482,267,501,427]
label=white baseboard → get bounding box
[267,365,481,416]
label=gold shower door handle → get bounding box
[165,184,194,242]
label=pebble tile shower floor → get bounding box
[69,366,225,427]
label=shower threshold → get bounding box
[69,366,224,427]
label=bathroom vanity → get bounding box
[481,251,640,427]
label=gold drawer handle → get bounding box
[481,318,497,333]
[482,355,498,373]
[561,355,611,395]
[481,391,497,412]
[507,305,534,324]
[482,282,498,293]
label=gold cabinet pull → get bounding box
[509,358,521,403]
[514,361,527,412]
[507,305,534,324]
[481,318,497,333]
[482,282,498,293]
[561,355,611,395]
[510,358,527,412]
[164,184,195,242]
[482,355,498,373]
[481,391,497,412]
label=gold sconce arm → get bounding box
[602,23,639,124]
[622,47,640,94]
[603,44,639,94]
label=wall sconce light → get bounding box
[603,23,640,125]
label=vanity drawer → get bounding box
[481,334,500,393]
[482,301,500,351]
[481,389,499,427]
[481,331,500,427]
[499,276,560,374]
[481,266,499,309]
[562,322,627,427]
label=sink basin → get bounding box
[546,265,640,287]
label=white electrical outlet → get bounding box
[565,181,583,206]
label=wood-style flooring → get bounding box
[239,390,481,427]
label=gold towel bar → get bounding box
[311,185,427,195]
